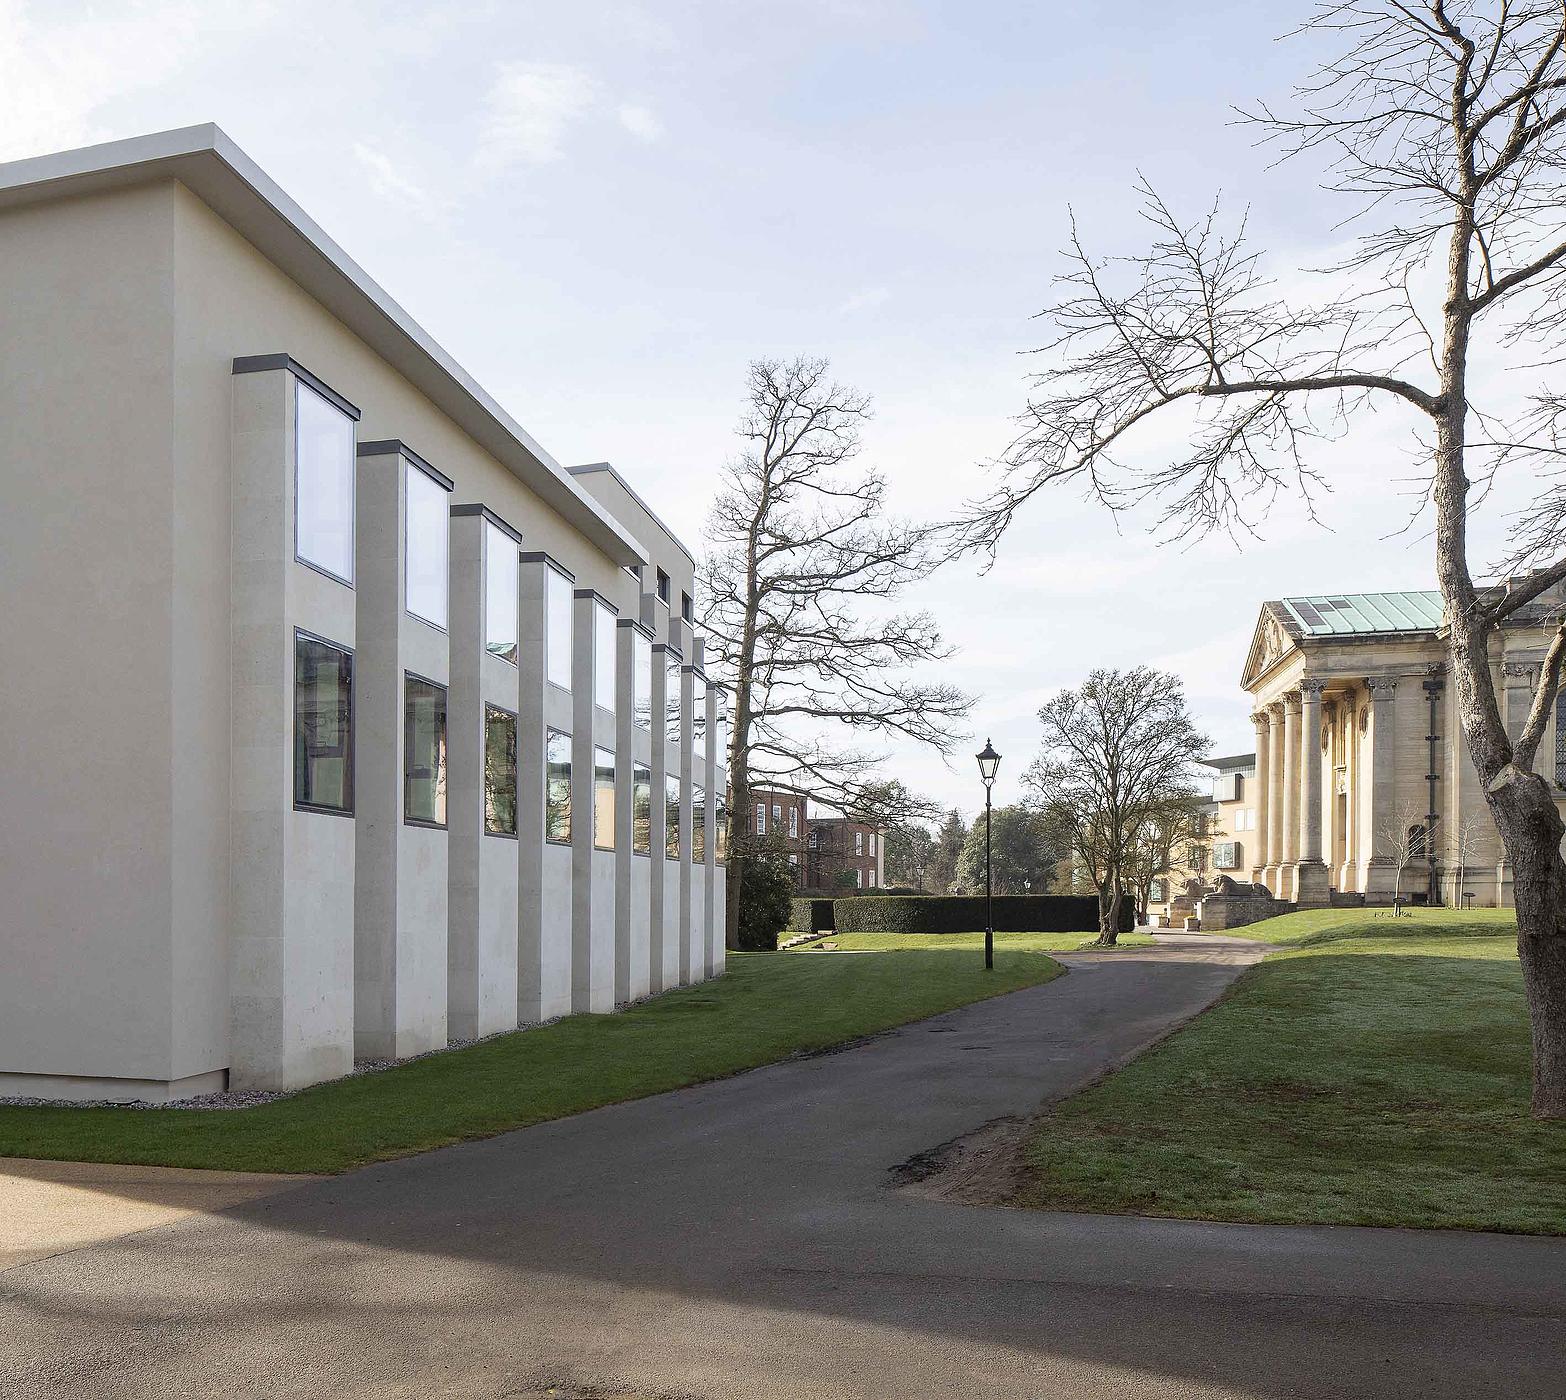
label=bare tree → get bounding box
[1450,808,1489,906]
[1027,668,1210,945]
[1378,801,1435,915]
[954,3,1566,1115]
[701,357,973,946]
[1123,790,1210,924]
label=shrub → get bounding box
[787,897,836,933]
[829,893,1132,936]
[731,846,797,951]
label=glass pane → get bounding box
[546,569,572,689]
[295,381,355,582]
[404,676,448,825]
[546,729,572,842]
[634,632,652,730]
[595,603,616,713]
[404,463,448,627]
[594,746,615,849]
[484,522,518,664]
[665,655,682,746]
[666,774,681,859]
[484,704,518,836]
[692,784,706,862]
[293,633,353,812]
[715,790,729,862]
[633,763,652,854]
[692,674,707,748]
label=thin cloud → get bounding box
[617,103,663,143]
[352,141,444,221]
[837,286,890,315]
[478,61,599,169]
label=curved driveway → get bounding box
[5,934,1565,1399]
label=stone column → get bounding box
[1251,711,1272,884]
[1362,676,1400,898]
[1294,679,1331,905]
[1339,687,1359,891]
[1279,691,1302,899]
[1266,704,1286,897]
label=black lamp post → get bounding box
[976,739,1001,970]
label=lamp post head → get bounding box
[976,739,1001,789]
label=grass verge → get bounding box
[0,950,1061,1175]
[1021,908,1566,1233]
[789,930,1155,953]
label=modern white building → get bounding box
[0,127,728,1102]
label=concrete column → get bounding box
[1362,676,1400,898]
[230,361,358,1091]
[1250,711,1271,880]
[1279,691,1302,898]
[615,617,654,1005]
[447,505,522,1042]
[571,589,616,1013]
[709,683,728,978]
[1294,678,1330,905]
[678,653,697,984]
[649,637,677,993]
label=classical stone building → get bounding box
[1242,586,1566,908]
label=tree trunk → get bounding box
[1095,876,1122,948]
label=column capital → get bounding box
[1366,676,1398,699]
[1281,690,1303,713]
[1251,711,1271,733]
[1299,678,1329,698]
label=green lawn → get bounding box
[1021,907,1566,1234]
[788,930,1155,953]
[0,950,1062,1175]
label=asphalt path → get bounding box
[5,933,1564,1399]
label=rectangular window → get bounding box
[404,461,448,628]
[546,567,573,690]
[755,802,766,835]
[594,746,616,849]
[868,831,876,856]
[295,380,355,583]
[666,775,682,859]
[715,701,728,766]
[484,522,518,664]
[594,602,616,713]
[854,830,864,855]
[633,762,652,854]
[484,704,518,836]
[404,674,448,826]
[789,807,799,839]
[666,655,682,745]
[293,632,353,813]
[716,790,729,862]
[681,591,693,623]
[1556,692,1566,788]
[855,868,863,888]
[546,729,572,843]
[656,567,670,604]
[692,784,707,862]
[634,630,652,730]
[692,674,707,747]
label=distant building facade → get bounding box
[1149,753,1256,923]
[750,787,809,882]
[745,788,884,890]
[1241,586,1566,908]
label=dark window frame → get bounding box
[403,671,449,830]
[293,629,355,816]
[293,379,357,588]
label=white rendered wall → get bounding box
[615,617,655,1004]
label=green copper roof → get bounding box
[1279,591,1444,636]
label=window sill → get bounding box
[294,801,355,819]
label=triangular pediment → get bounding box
[1241,604,1299,690]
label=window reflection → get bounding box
[293,633,353,812]
[295,381,355,583]
[404,675,448,826]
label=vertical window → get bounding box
[546,568,573,690]
[594,602,616,713]
[666,655,682,745]
[1556,692,1566,788]
[855,830,864,855]
[633,762,652,854]
[546,729,572,842]
[789,807,799,839]
[715,701,728,766]
[681,591,693,623]
[404,462,448,628]
[855,869,863,888]
[755,803,766,835]
[869,831,876,856]
[716,790,729,862]
[634,631,652,730]
[295,380,355,582]
[692,674,707,747]
[666,775,682,858]
[772,803,782,827]
[404,675,448,826]
[484,704,517,836]
[656,567,670,604]
[293,632,353,813]
[594,747,616,849]
[485,522,518,664]
[692,784,707,862]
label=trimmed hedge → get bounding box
[787,897,836,934]
[830,893,1132,936]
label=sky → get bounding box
[1,0,1540,820]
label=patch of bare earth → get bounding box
[889,1115,1033,1207]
